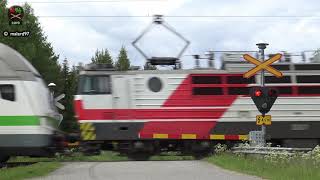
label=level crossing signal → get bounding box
[250,87,279,115]
[243,53,283,78]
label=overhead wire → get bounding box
[7,1,320,20]
[33,15,320,23]
[10,0,167,3]
[35,15,320,18]
[7,0,320,22]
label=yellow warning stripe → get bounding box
[238,135,249,140]
[210,135,225,140]
[153,134,168,139]
[210,134,249,140]
[149,134,248,140]
[80,123,94,131]
[181,134,197,139]
[80,123,96,140]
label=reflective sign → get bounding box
[243,54,283,78]
[256,115,272,125]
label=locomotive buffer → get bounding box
[243,43,283,146]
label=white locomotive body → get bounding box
[75,62,320,152]
[0,43,62,162]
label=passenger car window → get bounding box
[0,85,15,101]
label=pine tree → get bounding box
[0,2,63,92]
[91,48,113,66]
[115,46,130,71]
[64,65,79,132]
[59,58,78,132]
[62,58,69,87]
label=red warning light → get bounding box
[255,90,262,97]
[10,7,15,13]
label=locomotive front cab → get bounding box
[75,69,140,154]
[77,74,113,109]
[78,75,112,95]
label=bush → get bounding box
[214,143,228,154]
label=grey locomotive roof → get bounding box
[80,62,320,76]
[80,68,228,76]
[0,43,40,81]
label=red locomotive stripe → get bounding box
[74,100,84,119]
[74,100,228,120]
[138,121,216,139]
[139,74,241,139]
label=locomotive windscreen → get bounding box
[78,75,112,94]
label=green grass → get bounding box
[9,151,129,162]
[206,153,320,180]
[0,162,61,180]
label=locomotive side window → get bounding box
[277,87,292,94]
[0,85,15,101]
[227,76,255,84]
[296,75,320,83]
[192,76,221,84]
[78,75,111,94]
[298,86,320,94]
[270,64,290,70]
[265,76,291,83]
[228,87,250,95]
[295,64,320,70]
[193,87,223,95]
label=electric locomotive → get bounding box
[74,16,320,155]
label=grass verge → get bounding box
[206,153,320,180]
[0,162,61,180]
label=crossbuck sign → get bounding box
[243,53,283,78]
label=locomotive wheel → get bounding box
[0,155,9,163]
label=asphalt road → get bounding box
[32,161,262,180]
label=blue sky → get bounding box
[7,0,320,68]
